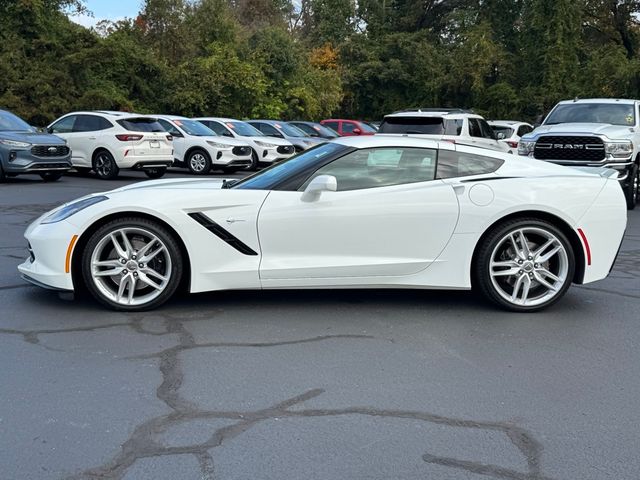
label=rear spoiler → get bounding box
[569,166,619,179]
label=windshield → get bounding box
[0,110,32,132]
[233,143,346,190]
[174,119,217,136]
[544,103,636,126]
[358,122,378,133]
[117,118,165,132]
[229,121,264,137]
[276,122,309,137]
[490,126,514,138]
[311,123,339,138]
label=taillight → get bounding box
[116,134,143,141]
[166,135,173,141]
[507,140,518,148]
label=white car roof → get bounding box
[555,98,638,105]
[196,117,244,123]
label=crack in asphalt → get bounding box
[60,315,555,480]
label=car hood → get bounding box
[108,178,226,194]
[196,135,250,147]
[246,136,293,146]
[0,131,66,145]
[527,123,635,140]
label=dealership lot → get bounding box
[1,172,639,480]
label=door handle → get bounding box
[226,217,246,224]
[88,137,97,140]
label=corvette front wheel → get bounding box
[474,219,575,312]
[81,218,184,311]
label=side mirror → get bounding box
[352,128,362,135]
[46,126,54,134]
[223,131,234,137]
[171,131,184,138]
[301,174,337,202]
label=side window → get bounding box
[444,119,463,136]
[73,115,112,132]
[302,147,437,191]
[468,119,482,137]
[260,124,280,136]
[517,125,532,137]
[158,119,181,136]
[342,121,357,134]
[324,121,340,132]
[206,121,233,136]
[478,119,496,139]
[295,123,317,136]
[436,150,504,179]
[50,115,76,134]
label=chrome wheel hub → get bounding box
[190,154,206,172]
[489,227,569,307]
[90,227,171,306]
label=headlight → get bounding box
[206,141,234,149]
[41,196,108,224]
[0,139,31,148]
[605,141,633,158]
[518,140,536,156]
[255,141,276,148]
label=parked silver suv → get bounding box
[0,109,71,182]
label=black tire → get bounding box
[473,218,575,312]
[0,163,6,182]
[624,163,639,210]
[40,172,63,182]
[186,149,211,175]
[144,167,167,179]
[81,217,184,311]
[246,149,259,171]
[92,150,120,180]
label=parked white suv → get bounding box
[488,121,534,150]
[153,115,252,174]
[47,111,173,179]
[378,109,511,153]
[195,117,296,170]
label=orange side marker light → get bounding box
[65,235,79,273]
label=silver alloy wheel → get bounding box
[95,154,113,177]
[633,168,639,204]
[189,153,207,173]
[90,227,172,306]
[489,227,569,307]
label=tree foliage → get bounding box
[1,0,640,125]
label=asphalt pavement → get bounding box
[1,170,639,480]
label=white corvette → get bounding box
[19,136,626,312]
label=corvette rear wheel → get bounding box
[82,218,183,311]
[474,219,575,312]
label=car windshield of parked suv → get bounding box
[229,121,264,137]
[379,117,446,135]
[358,122,378,133]
[490,126,514,138]
[544,103,636,126]
[276,123,309,137]
[232,142,347,190]
[174,119,217,136]
[0,110,32,132]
